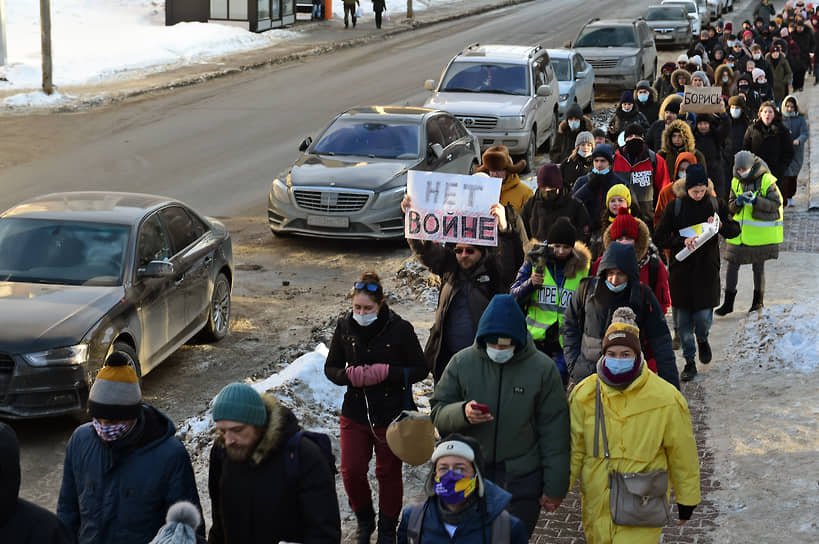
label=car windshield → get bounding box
[575,26,638,47]
[0,218,130,286]
[664,1,696,14]
[646,7,686,20]
[439,62,529,95]
[312,117,421,159]
[551,58,571,81]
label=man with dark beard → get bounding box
[208,383,340,543]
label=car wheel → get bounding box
[524,128,537,174]
[586,91,596,113]
[202,272,231,342]
[109,342,141,379]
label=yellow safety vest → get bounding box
[726,173,783,247]
[525,264,588,345]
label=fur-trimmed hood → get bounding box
[601,215,651,261]
[636,83,658,104]
[783,94,801,113]
[671,176,716,198]
[661,119,696,154]
[671,68,691,91]
[524,238,591,279]
[558,115,594,135]
[714,64,734,86]
[658,93,682,119]
[214,394,297,466]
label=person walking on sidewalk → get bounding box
[567,308,701,544]
[780,94,809,207]
[325,271,428,543]
[372,0,386,29]
[654,165,741,381]
[344,0,360,28]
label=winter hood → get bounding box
[671,177,716,198]
[474,294,528,349]
[658,93,682,119]
[670,68,692,91]
[0,422,20,525]
[714,64,734,85]
[674,151,698,179]
[597,242,640,282]
[783,94,801,113]
[602,217,651,261]
[661,119,696,154]
[558,115,593,135]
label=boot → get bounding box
[697,339,712,364]
[714,290,736,316]
[680,359,697,382]
[672,329,681,350]
[353,505,376,544]
[375,513,398,544]
[749,290,764,312]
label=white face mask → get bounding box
[486,346,515,364]
[352,311,378,327]
[730,107,743,119]
[753,53,762,60]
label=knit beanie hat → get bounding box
[725,22,733,32]
[602,307,642,355]
[677,53,689,63]
[690,54,702,67]
[88,352,142,420]
[636,79,652,92]
[537,163,563,189]
[624,123,645,139]
[592,128,607,140]
[566,102,583,120]
[661,61,677,73]
[609,207,639,241]
[685,164,709,189]
[665,99,681,114]
[734,150,755,171]
[149,502,201,544]
[728,95,746,108]
[426,433,486,498]
[743,29,754,39]
[591,143,614,163]
[606,183,632,208]
[575,130,594,148]
[691,70,710,86]
[752,68,766,82]
[620,90,634,104]
[212,383,268,426]
[546,217,577,246]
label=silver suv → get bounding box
[570,18,658,91]
[423,44,560,172]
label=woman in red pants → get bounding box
[325,271,428,543]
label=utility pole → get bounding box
[41,0,53,94]
[0,0,7,66]
[406,0,413,19]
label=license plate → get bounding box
[307,215,349,228]
[656,34,673,39]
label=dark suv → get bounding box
[569,18,658,91]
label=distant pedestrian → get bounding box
[344,0,360,28]
[520,163,591,243]
[552,103,594,163]
[606,91,649,142]
[743,101,794,180]
[325,271,427,543]
[57,355,204,544]
[780,94,809,207]
[149,502,201,544]
[559,130,595,191]
[372,0,386,28]
[208,383,341,543]
[0,422,75,544]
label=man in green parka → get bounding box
[430,294,570,537]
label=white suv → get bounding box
[423,44,560,172]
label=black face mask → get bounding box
[625,139,643,157]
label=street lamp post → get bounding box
[407,0,413,19]
[0,0,7,66]
[41,0,53,94]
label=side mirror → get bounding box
[576,71,588,79]
[429,143,444,160]
[536,85,552,97]
[137,260,175,279]
[644,41,654,47]
[298,137,312,152]
[424,79,436,91]
[563,41,571,48]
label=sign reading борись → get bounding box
[680,85,724,114]
[404,171,501,246]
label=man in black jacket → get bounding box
[0,423,75,544]
[560,242,679,389]
[208,383,340,544]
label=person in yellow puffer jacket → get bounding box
[475,145,533,212]
[567,307,701,543]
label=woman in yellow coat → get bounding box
[568,307,701,543]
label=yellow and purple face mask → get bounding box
[434,470,477,505]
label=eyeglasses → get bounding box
[354,282,379,292]
[454,247,477,255]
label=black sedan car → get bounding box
[268,106,481,239]
[0,192,233,418]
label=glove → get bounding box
[346,365,367,387]
[735,193,747,206]
[345,364,389,387]
[747,193,757,205]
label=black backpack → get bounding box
[284,430,337,484]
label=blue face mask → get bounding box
[592,167,610,175]
[568,120,581,130]
[637,93,649,103]
[604,356,636,375]
[434,470,477,505]
[605,279,628,293]
[486,346,515,364]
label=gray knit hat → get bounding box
[575,131,594,148]
[212,383,267,426]
[149,502,201,544]
[734,150,755,171]
[88,352,142,420]
[691,70,710,86]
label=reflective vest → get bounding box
[726,173,783,247]
[525,264,587,344]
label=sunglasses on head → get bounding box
[354,282,379,292]
[454,247,477,255]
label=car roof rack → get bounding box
[459,43,481,55]
[528,44,543,58]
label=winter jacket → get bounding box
[560,243,679,389]
[324,305,428,426]
[752,1,775,26]
[57,405,204,544]
[430,295,571,499]
[653,75,675,102]
[766,53,792,103]
[397,480,528,544]
[646,95,682,152]
[0,423,75,544]
[693,115,729,197]
[636,87,660,124]
[713,64,734,96]
[573,170,640,234]
[568,368,701,544]
[782,95,809,178]
[606,106,649,140]
[791,28,815,68]
[669,68,691,93]
[500,174,534,213]
[208,395,341,544]
[551,114,594,164]
[743,117,794,179]
[654,179,741,310]
[655,151,700,228]
[657,119,708,182]
[725,157,783,265]
[519,190,591,243]
[407,231,524,379]
[613,142,671,220]
[559,149,593,191]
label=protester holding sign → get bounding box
[474,145,533,212]
[680,84,724,114]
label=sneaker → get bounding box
[681,359,697,381]
[697,339,712,364]
[672,330,681,350]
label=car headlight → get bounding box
[621,57,637,68]
[559,93,569,102]
[271,177,290,204]
[23,344,89,367]
[497,115,526,130]
[371,184,407,210]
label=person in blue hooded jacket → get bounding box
[560,242,680,390]
[397,434,528,544]
[57,355,204,544]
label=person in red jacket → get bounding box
[613,123,670,226]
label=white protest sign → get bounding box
[680,85,724,114]
[404,171,502,246]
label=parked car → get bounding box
[661,0,704,37]
[548,48,596,117]
[267,106,480,239]
[0,192,233,418]
[569,18,658,91]
[706,0,723,19]
[645,5,692,48]
[423,43,560,171]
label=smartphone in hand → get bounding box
[471,402,491,415]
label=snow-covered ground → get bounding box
[0,0,453,108]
